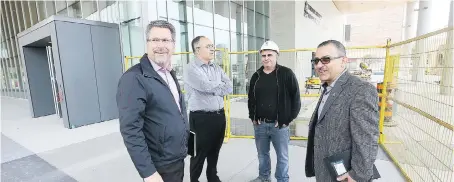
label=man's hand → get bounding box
[337,173,356,182]
[144,172,163,182]
[252,120,261,125]
[274,121,286,128]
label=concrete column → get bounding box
[412,0,432,81]
[402,1,418,78]
[404,1,418,40]
[440,1,453,95]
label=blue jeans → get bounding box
[254,122,290,182]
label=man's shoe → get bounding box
[208,176,222,182]
[249,177,271,182]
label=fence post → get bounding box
[222,48,232,143]
[379,39,392,144]
[123,56,128,72]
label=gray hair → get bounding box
[145,20,176,41]
[317,40,346,57]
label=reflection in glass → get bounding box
[230,1,243,33]
[55,1,68,16]
[214,29,229,67]
[255,13,265,38]
[45,1,56,18]
[82,1,97,19]
[68,1,82,19]
[246,9,254,36]
[194,0,213,27]
[28,2,39,25]
[194,25,214,43]
[157,0,167,19]
[36,1,46,21]
[214,1,229,30]
[231,32,246,94]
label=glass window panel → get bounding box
[10,38,17,57]
[45,1,56,18]
[15,1,25,31]
[35,1,46,20]
[194,25,214,43]
[255,1,264,14]
[245,1,254,10]
[4,2,13,37]
[82,0,98,19]
[230,1,243,33]
[55,1,68,16]
[230,31,246,94]
[264,1,269,16]
[21,1,32,28]
[157,0,167,19]
[214,29,229,66]
[67,1,82,18]
[265,16,270,39]
[186,0,194,23]
[168,0,188,22]
[255,13,265,38]
[193,0,213,27]
[7,2,19,34]
[255,37,264,68]
[214,0,229,30]
[1,59,10,95]
[246,9,254,36]
[98,0,108,21]
[146,0,158,21]
[28,1,38,25]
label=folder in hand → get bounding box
[323,150,380,181]
[188,131,196,157]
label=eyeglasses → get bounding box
[196,44,215,50]
[311,56,343,65]
[147,38,174,44]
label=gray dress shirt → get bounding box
[317,69,347,118]
[183,57,233,112]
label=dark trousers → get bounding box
[155,159,184,182]
[189,110,226,182]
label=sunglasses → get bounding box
[311,56,343,65]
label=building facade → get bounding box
[1,0,270,99]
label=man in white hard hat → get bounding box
[248,40,301,182]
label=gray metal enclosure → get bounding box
[17,16,123,129]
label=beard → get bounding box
[151,48,171,68]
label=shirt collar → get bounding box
[324,69,347,89]
[194,56,214,67]
[149,59,172,72]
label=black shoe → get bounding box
[207,176,222,182]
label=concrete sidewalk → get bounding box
[1,96,405,182]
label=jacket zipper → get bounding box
[253,71,260,121]
[275,67,280,123]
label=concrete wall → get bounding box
[270,0,296,70]
[270,0,344,84]
[345,5,405,46]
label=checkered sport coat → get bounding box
[305,72,380,182]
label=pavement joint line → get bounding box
[226,157,258,182]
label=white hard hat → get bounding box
[260,40,279,54]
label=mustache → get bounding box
[153,48,169,53]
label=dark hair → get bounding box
[145,20,176,41]
[191,36,206,53]
[317,40,346,57]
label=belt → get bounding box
[190,108,224,115]
[258,118,276,123]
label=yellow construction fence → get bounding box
[123,26,453,181]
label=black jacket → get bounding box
[248,64,301,127]
[116,54,189,178]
